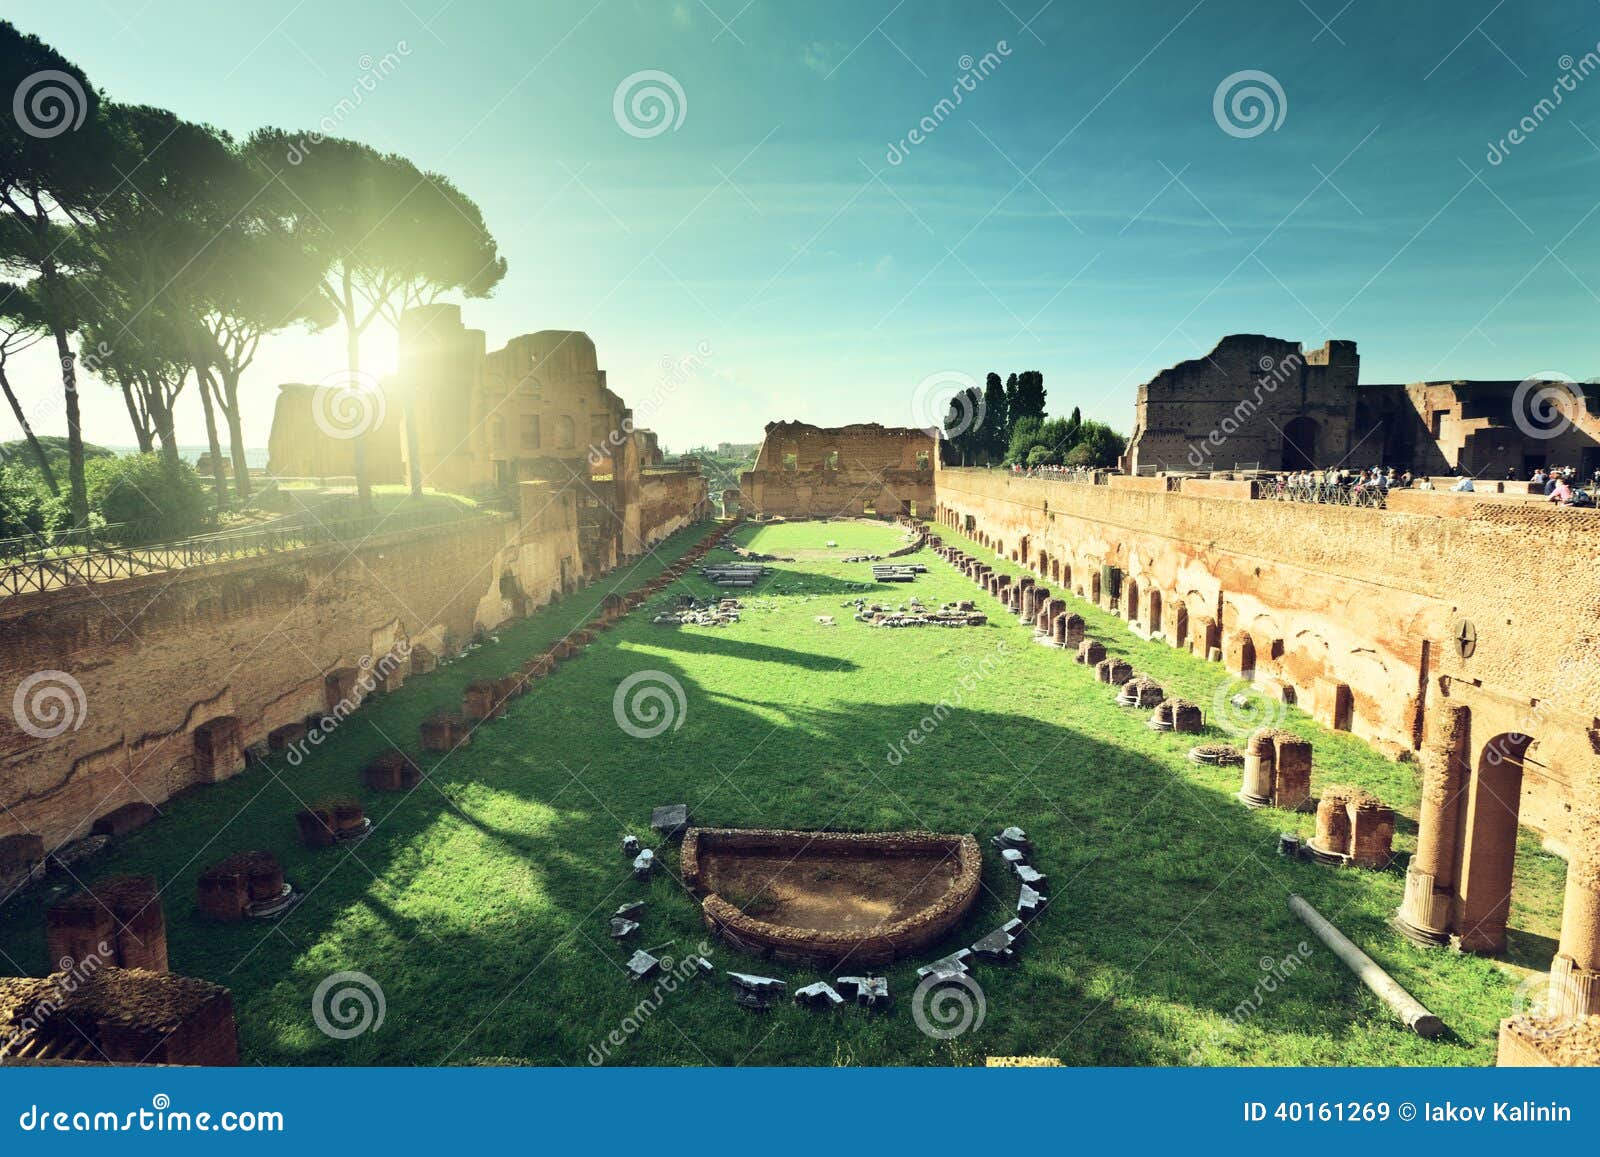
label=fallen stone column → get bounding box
[1289,894,1443,1038]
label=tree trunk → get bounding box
[120,383,154,452]
[146,383,181,471]
[196,365,230,507]
[219,366,252,502]
[0,362,60,494]
[51,324,89,527]
[341,274,372,514]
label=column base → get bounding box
[1550,953,1600,1020]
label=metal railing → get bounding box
[0,505,502,599]
[1263,480,1387,509]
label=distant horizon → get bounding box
[7,1,1600,459]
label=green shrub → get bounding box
[86,453,209,543]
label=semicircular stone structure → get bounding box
[682,828,983,969]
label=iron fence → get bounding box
[0,506,503,599]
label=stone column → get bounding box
[1550,790,1600,1018]
[1395,703,1470,947]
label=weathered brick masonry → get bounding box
[935,465,1600,1010]
[0,472,706,855]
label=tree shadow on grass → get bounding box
[0,538,1531,1067]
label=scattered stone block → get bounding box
[610,917,640,939]
[1001,848,1024,865]
[992,827,1031,854]
[47,874,168,973]
[916,949,973,980]
[632,849,655,881]
[1015,864,1048,891]
[794,981,845,1010]
[728,971,785,1011]
[90,802,159,839]
[971,918,1025,964]
[0,966,239,1065]
[1017,884,1049,921]
[1118,676,1164,709]
[650,804,689,841]
[835,975,890,1009]
[613,900,645,921]
[197,851,295,922]
[1094,657,1133,685]
[463,680,503,722]
[420,711,470,752]
[626,950,660,982]
[363,750,422,791]
[622,834,642,857]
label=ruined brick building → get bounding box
[1126,333,1600,477]
[4,310,707,860]
[738,420,937,518]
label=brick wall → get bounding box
[935,466,1600,846]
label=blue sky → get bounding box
[8,0,1600,452]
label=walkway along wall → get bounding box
[0,476,707,856]
[934,465,1600,1014]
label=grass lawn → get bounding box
[0,517,1562,1066]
